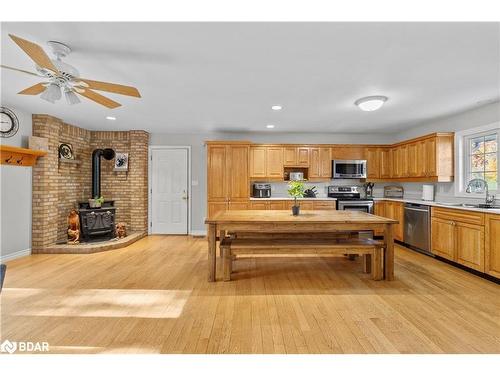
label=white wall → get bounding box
[0,106,32,261]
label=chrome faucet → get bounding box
[465,178,496,206]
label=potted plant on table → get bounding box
[287,181,306,216]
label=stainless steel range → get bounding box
[327,186,374,213]
[328,185,374,239]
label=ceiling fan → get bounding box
[1,34,141,109]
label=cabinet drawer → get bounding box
[431,207,484,226]
[313,201,337,210]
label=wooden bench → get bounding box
[220,237,384,281]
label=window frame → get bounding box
[455,122,500,198]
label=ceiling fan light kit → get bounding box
[41,83,62,103]
[3,34,141,109]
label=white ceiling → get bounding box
[1,22,499,134]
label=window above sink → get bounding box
[455,122,499,198]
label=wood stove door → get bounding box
[151,148,189,234]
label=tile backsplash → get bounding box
[254,180,496,204]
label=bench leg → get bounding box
[372,249,383,281]
[363,254,372,273]
[222,246,232,281]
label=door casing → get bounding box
[148,146,192,235]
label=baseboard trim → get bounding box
[0,248,32,263]
[190,230,207,237]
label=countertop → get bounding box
[372,197,500,215]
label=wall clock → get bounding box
[0,107,19,138]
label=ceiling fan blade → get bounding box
[77,89,121,109]
[9,34,59,74]
[77,78,141,98]
[18,83,47,95]
[1,64,44,77]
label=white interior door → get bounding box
[151,148,189,234]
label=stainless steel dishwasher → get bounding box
[403,203,432,256]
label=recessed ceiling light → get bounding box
[271,105,283,111]
[106,116,116,120]
[266,124,275,129]
[355,96,388,111]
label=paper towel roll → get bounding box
[422,184,434,201]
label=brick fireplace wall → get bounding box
[32,114,149,249]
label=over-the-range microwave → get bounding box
[332,159,367,179]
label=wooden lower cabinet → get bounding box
[208,200,249,218]
[455,222,484,272]
[208,201,228,219]
[375,201,404,240]
[431,207,485,272]
[485,214,500,278]
[431,217,456,260]
[249,200,336,210]
[249,201,269,210]
[269,201,286,210]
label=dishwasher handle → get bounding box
[404,206,429,213]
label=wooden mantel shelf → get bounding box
[0,144,47,167]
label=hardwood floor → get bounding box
[1,235,499,354]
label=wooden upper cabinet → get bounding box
[380,148,392,178]
[416,141,427,177]
[391,148,400,178]
[399,144,409,178]
[249,147,267,178]
[266,147,284,177]
[227,145,249,201]
[283,147,297,166]
[366,148,380,179]
[309,147,331,179]
[250,146,284,178]
[297,147,310,166]
[207,145,227,200]
[319,147,332,178]
[283,147,309,166]
[408,142,418,177]
[485,214,500,278]
[425,137,437,177]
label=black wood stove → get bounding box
[78,148,116,242]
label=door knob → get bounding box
[182,190,188,200]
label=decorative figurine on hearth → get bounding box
[116,222,127,238]
[67,209,81,244]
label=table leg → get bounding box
[208,223,217,282]
[384,223,394,281]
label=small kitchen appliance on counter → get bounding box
[422,184,435,201]
[289,172,304,181]
[304,186,317,198]
[364,182,374,198]
[384,185,404,199]
[252,183,271,198]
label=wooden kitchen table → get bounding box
[205,210,398,282]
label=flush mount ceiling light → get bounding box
[355,95,388,111]
[266,124,275,129]
[106,116,116,120]
[271,105,282,111]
